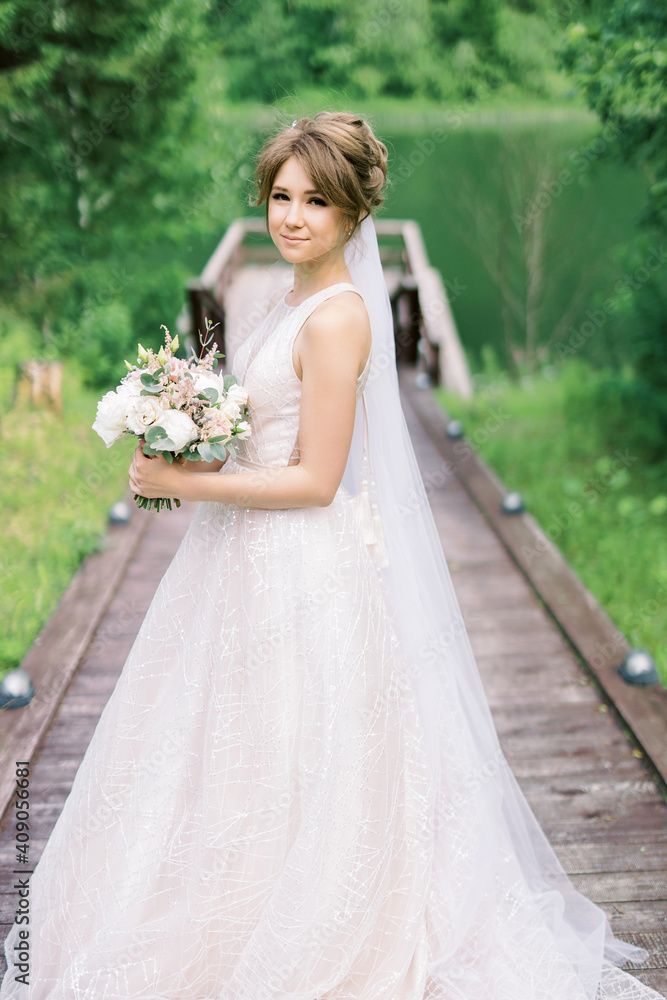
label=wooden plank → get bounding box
[400,372,667,788]
[634,969,667,992]
[537,803,667,845]
[569,872,667,904]
[621,933,667,968]
[508,755,647,782]
[601,900,667,933]
[555,841,667,875]
[0,497,152,826]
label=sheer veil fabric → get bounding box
[341,214,661,999]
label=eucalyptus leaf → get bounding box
[197,442,214,462]
[145,426,169,443]
[223,374,238,390]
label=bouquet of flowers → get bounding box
[93,322,251,511]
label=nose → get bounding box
[285,199,305,229]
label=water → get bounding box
[380,115,647,373]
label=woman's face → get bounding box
[268,156,348,264]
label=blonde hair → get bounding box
[252,111,389,242]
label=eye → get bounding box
[270,193,327,206]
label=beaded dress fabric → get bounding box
[0,284,663,1000]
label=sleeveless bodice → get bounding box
[230,282,370,469]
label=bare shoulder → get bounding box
[294,291,371,380]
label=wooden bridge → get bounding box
[1,217,666,992]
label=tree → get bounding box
[0,0,247,385]
[560,0,667,455]
[561,0,667,234]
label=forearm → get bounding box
[177,463,332,509]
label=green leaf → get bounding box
[209,442,228,461]
[223,374,238,390]
[649,495,667,516]
[197,442,214,462]
[150,437,176,451]
[145,425,169,444]
[140,371,159,386]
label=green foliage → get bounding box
[431,0,500,55]
[558,0,667,452]
[210,0,442,102]
[436,361,667,685]
[0,310,134,675]
[560,0,667,233]
[0,0,252,388]
[208,0,571,104]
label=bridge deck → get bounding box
[0,375,665,992]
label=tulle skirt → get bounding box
[0,460,435,999]
[0,459,662,999]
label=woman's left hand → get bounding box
[128,442,186,499]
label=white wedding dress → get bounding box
[1,283,663,1000]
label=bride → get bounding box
[1,111,663,1000]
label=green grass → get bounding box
[0,312,135,677]
[435,358,667,686]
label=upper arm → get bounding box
[294,297,371,506]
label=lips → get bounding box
[282,235,307,243]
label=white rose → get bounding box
[193,371,225,398]
[220,397,242,423]
[117,376,143,398]
[126,396,162,435]
[92,390,128,448]
[226,382,249,407]
[153,409,199,452]
[234,420,251,439]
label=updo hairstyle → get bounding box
[252,111,389,243]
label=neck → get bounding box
[290,252,352,303]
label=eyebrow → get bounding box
[271,185,323,195]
